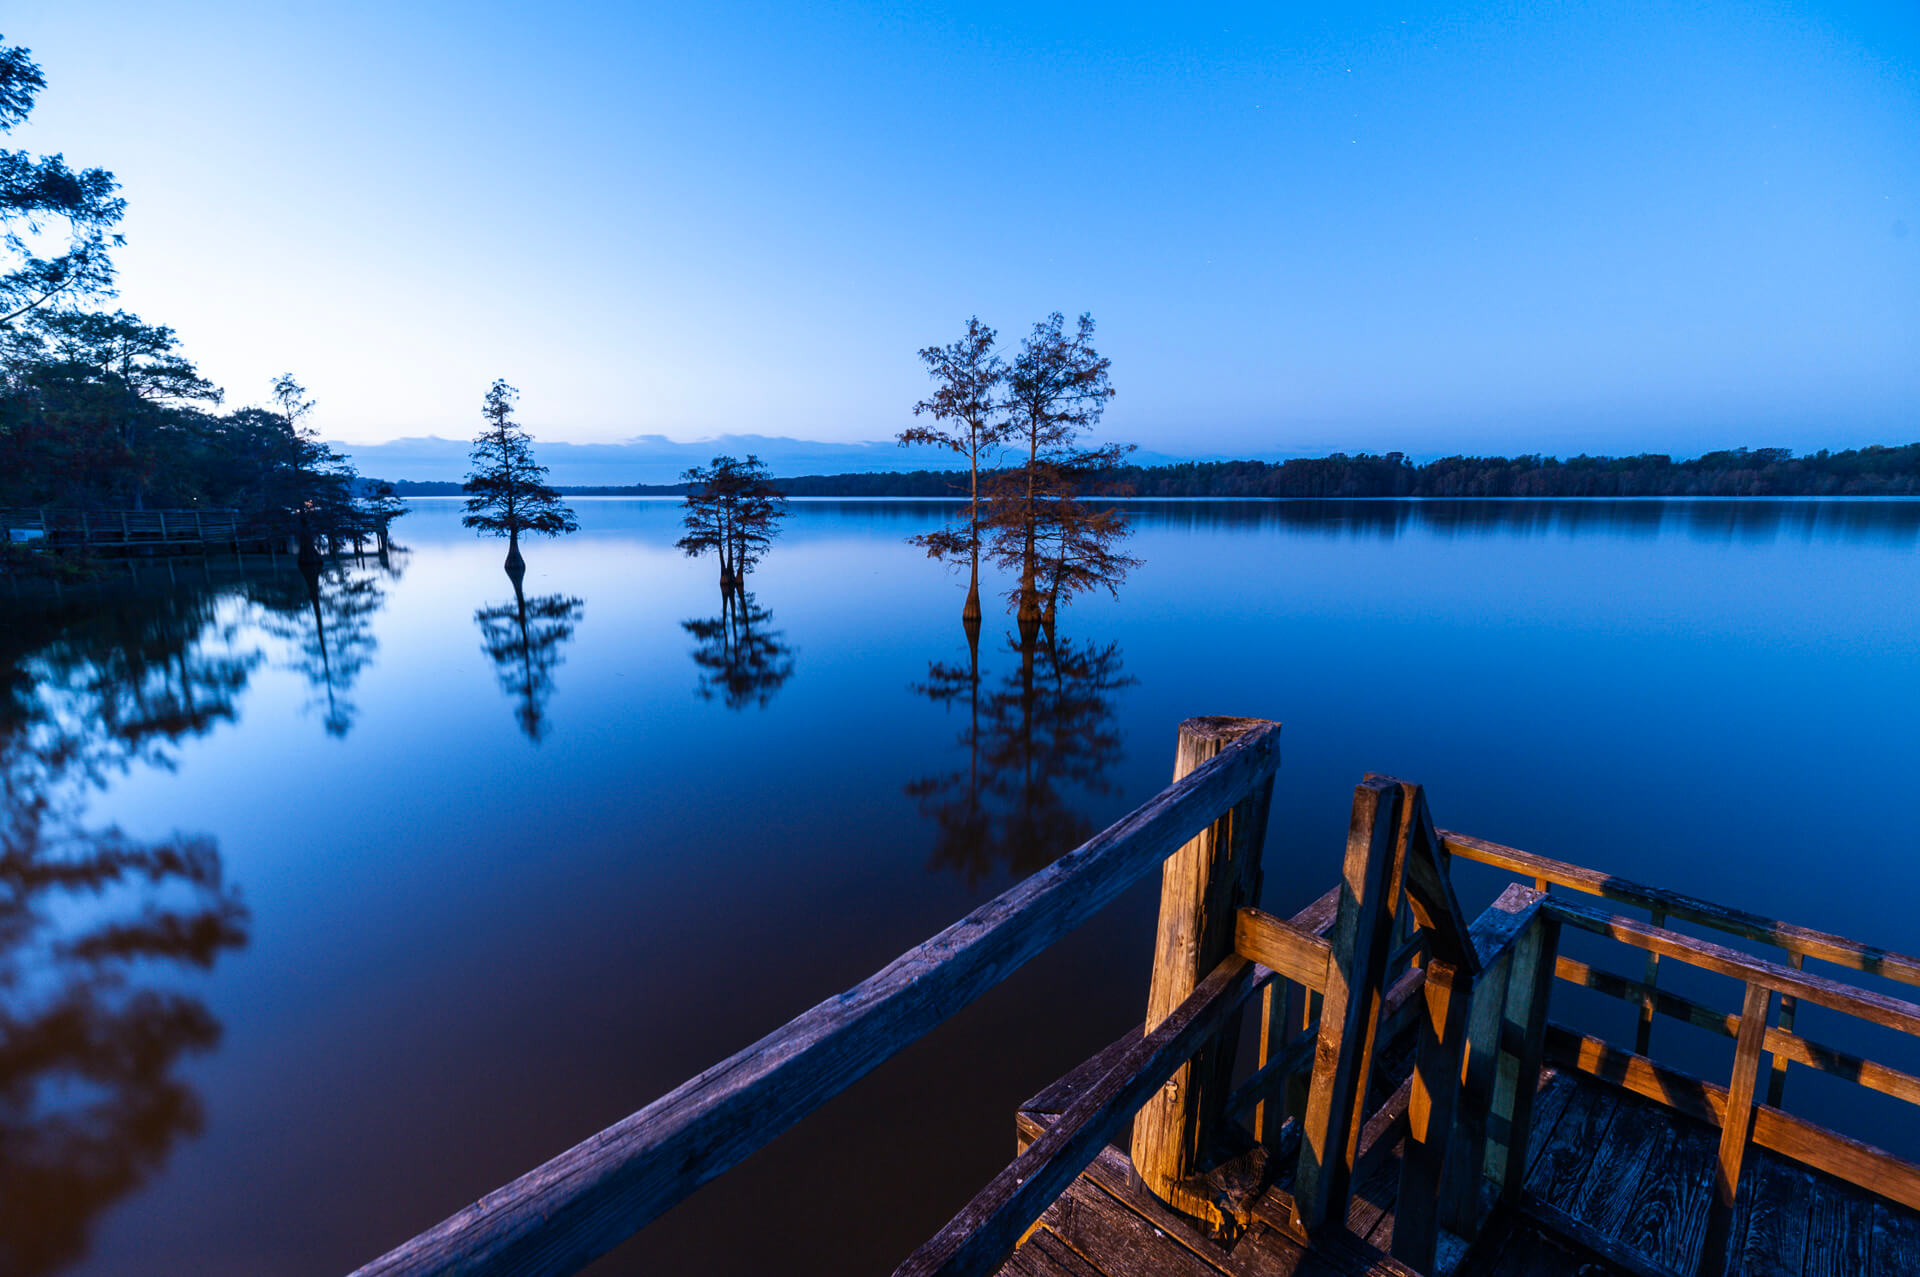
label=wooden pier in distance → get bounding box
[1,506,392,558]
[351,718,1920,1277]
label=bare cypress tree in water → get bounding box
[462,379,578,574]
[899,317,1007,627]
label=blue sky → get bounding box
[7,1,1917,458]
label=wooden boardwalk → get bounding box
[347,718,1920,1277]
[1004,1063,1920,1277]
[1,506,392,557]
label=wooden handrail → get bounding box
[1233,907,1333,990]
[894,956,1263,1277]
[1442,829,1920,988]
[1545,896,1920,1037]
[1554,954,1920,1106]
[352,721,1282,1277]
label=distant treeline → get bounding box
[382,445,1920,499]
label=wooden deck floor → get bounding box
[998,1065,1920,1277]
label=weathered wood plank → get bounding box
[1547,895,1920,1037]
[1524,1077,1619,1211]
[1019,1131,1338,1277]
[1135,719,1280,1222]
[1567,1091,1667,1240]
[1517,1191,1682,1277]
[1762,1024,1920,1107]
[1717,983,1775,1212]
[901,957,1263,1277]
[1521,1071,1576,1175]
[352,722,1283,1277]
[1391,958,1470,1272]
[1374,782,1479,977]
[1555,954,1740,1037]
[1731,1154,1813,1277]
[1803,1175,1874,1277]
[1871,1196,1920,1277]
[1546,1026,1920,1212]
[998,1225,1107,1277]
[1036,1183,1230,1277]
[1611,1107,1716,1277]
[1236,909,1333,992]
[1442,884,1547,1231]
[1292,778,1403,1234]
[1491,913,1559,1204]
[1443,830,1920,989]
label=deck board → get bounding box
[1803,1174,1873,1277]
[1733,1152,1815,1277]
[1610,1105,1717,1274]
[1523,1074,1619,1209]
[1009,1054,1920,1277]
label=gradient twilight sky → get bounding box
[6,2,1917,456]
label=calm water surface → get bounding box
[8,498,1920,1275]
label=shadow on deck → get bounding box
[1005,1061,1920,1277]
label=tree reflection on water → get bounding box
[475,575,585,742]
[683,586,795,710]
[248,551,401,738]
[908,624,1133,884]
[0,589,251,1276]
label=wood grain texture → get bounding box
[1525,1078,1619,1210]
[996,1226,1107,1277]
[1235,909,1333,992]
[1134,718,1280,1220]
[1802,1174,1873,1277]
[1442,884,1547,1231]
[353,721,1282,1277]
[1546,895,1920,1035]
[1491,914,1559,1204]
[1718,982,1775,1210]
[1517,1191,1682,1277]
[1611,1107,1716,1276]
[1567,1092,1666,1239]
[900,957,1262,1277]
[1442,830,1920,989]
[1390,959,1470,1272]
[1871,1196,1920,1277]
[1546,1025,1920,1212]
[1368,781,1479,978]
[1731,1154,1813,1277]
[1292,778,1403,1234]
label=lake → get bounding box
[7,496,1920,1276]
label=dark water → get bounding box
[7,497,1920,1276]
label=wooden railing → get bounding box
[353,735,1919,1277]
[2,506,392,554]
[1445,831,1920,1267]
[354,717,1287,1277]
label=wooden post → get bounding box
[1291,777,1402,1235]
[1702,980,1774,1273]
[1487,910,1560,1204]
[1393,956,1473,1271]
[1440,948,1514,1233]
[1717,981,1773,1202]
[1130,717,1278,1227]
[1767,953,1804,1108]
[1636,906,1667,1055]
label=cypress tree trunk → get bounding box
[504,528,525,576]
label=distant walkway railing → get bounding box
[2,507,391,557]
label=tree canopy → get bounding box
[461,379,578,559]
[0,36,124,327]
[676,454,787,587]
